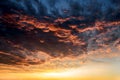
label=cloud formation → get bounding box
[0,0,120,66]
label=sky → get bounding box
[0,0,120,80]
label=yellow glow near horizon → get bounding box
[0,54,120,80]
[42,71,75,78]
[0,62,120,80]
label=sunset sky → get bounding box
[0,0,120,80]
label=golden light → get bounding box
[0,62,120,80]
[0,53,120,80]
[42,71,75,78]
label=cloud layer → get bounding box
[0,0,120,65]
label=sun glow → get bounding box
[0,61,120,80]
[0,54,120,80]
[40,68,84,79]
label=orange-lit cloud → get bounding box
[0,13,120,66]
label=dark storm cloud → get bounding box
[0,0,120,65]
[0,0,120,20]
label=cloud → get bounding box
[0,0,120,66]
